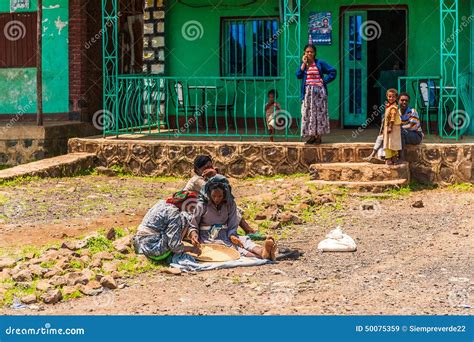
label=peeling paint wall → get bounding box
[0,0,69,114]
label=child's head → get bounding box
[268,89,278,103]
[386,88,398,104]
[193,155,213,176]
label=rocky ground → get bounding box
[0,170,472,315]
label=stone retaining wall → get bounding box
[0,123,99,166]
[68,138,473,185]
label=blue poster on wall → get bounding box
[309,12,332,45]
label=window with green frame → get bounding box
[221,18,279,77]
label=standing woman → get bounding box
[296,44,337,144]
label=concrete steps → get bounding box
[308,162,410,192]
[0,153,96,181]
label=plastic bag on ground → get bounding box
[317,226,357,252]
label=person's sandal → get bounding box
[362,155,374,162]
[371,157,385,164]
[311,135,322,144]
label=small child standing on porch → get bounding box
[383,88,402,165]
[265,89,281,142]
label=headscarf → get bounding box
[194,155,212,173]
[166,190,198,209]
[199,174,234,204]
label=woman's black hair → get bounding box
[268,89,278,98]
[303,44,317,54]
[194,155,212,173]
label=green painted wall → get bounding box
[0,0,69,114]
[470,0,474,134]
[166,0,472,125]
[165,0,284,122]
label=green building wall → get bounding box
[0,0,69,115]
[165,0,472,126]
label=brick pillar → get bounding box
[68,0,88,121]
[143,0,165,74]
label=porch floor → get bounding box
[92,128,474,144]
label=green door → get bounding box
[471,0,474,134]
[343,11,368,126]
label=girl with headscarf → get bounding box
[188,175,277,260]
[133,191,201,261]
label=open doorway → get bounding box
[342,7,407,128]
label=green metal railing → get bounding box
[398,76,442,136]
[110,76,300,139]
[101,0,302,140]
[396,0,467,140]
[101,0,119,136]
[440,0,460,140]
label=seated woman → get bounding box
[183,155,257,235]
[188,175,277,260]
[133,191,201,261]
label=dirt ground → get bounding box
[0,174,473,315]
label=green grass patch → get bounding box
[0,164,12,171]
[107,165,183,183]
[0,176,42,187]
[0,280,37,306]
[0,193,8,206]
[69,260,84,269]
[63,290,82,301]
[86,235,113,254]
[243,173,308,182]
[117,256,163,275]
[39,260,56,269]
[446,183,474,192]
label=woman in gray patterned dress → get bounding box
[189,175,277,260]
[133,191,201,260]
[296,44,337,144]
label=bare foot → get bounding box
[262,237,277,261]
[363,154,375,162]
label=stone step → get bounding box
[307,179,408,193]
[309,162,410,182]
[0,153,96,181]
